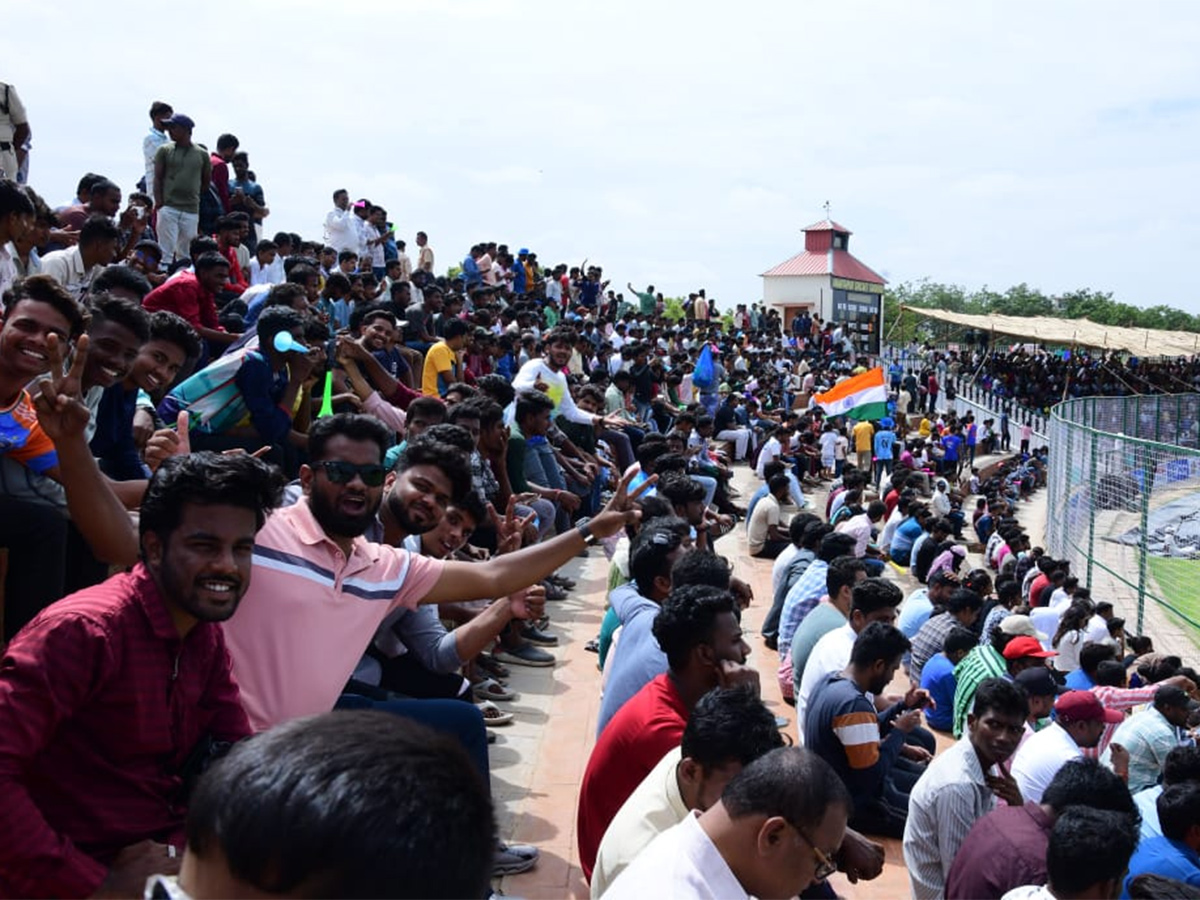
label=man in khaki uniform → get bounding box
[0,83,31,182]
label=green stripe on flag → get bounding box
[845,401,889,421]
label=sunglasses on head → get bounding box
[312,460,387,487]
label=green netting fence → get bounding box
[1047,394,1200,646]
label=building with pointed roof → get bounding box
[761,217,886,356]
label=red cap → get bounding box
[1054,690,1125,724]
[1002,636,1057,661]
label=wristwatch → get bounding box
[577,520,599,546]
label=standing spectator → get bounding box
[903,678,1028,899]
[152,114,211,264]
[202,133,240,233]
[416,229,434,273]
[323,189,358,254]
[228,151,268,253]
[873,421,896,485]
[0,81,30,182]
[852,418,874,471]
[141,101,171,193]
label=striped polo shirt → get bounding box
[222,500,444,731]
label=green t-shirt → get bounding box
[544,304,559,327]
[636,291,656,316]
[155,142,211,213]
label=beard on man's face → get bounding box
[309,486,381,538]
[386,487,437,536]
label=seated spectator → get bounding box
[604,748,852,900]
[909,587,984,683]
[421,317,467,397]
[1103,685,1200,793]
[747,473,792,558]
[1066,640,1117,691]
[786,556,868,702]
[778,531,858,664]
[1122,783,1200,894]
[1012,691,1125,803]
[142,251,238,352]
[577,584,755,880]
[160,306,313,465]
[1002,806,1139,900]
[920,625,977,732]
[40,213,121,300]
[508,388,580,533]
[763,515,825,648]
[897,568,957,639]
[804,622,930,838]
[903,677,1028,898]
[946,758,1138,899]
[0,453,282,897]
[1135,745,1200,842]
[174,711,494,900]
[597,516,692,735]
[590,686,784,897]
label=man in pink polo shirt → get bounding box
[221,412,650,731]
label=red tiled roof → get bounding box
[801,218,852,234]
[761,249,886,284]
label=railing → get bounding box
[1046,394,1200,648]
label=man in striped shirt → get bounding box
[804,623,931,838]
[903,677,1028,899]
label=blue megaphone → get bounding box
[273,331,309,354]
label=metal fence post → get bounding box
[1086,427,1097,591]
[1136,443,1151,635]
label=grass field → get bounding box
[1147,555,1200,636]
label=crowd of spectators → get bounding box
[0,93,1198,899]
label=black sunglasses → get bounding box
[312,460,387,487]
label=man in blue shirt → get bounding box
[919,626,976,732]
[941,425,964,480]
[873,423,896,486]
[1124,783,1200,895]
[461,245,482,288]
[596,519,690,736]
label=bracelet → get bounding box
[577,520,599,546]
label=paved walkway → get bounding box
[490,457,1046,898]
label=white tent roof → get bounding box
[900,306,1200,357]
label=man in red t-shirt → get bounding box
[576,584,756,880]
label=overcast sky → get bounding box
[5,1,1199,313]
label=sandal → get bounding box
[584,638,600,653]
[473,678,516,702]
[477,654,511,680]
[478,699,514,727]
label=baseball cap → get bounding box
[1002,636,1057,661]
[1000,615,1049,642]
[1015,666,1066,697]
[1054,690,1124,724]
[163,114,195,130]
[1156,684,1200,713]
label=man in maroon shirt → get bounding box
[0,452,284,898]
[213,215,248,294]
[944,758,1136,899]
[209,134,239,214]
[142,252,237,352]
[577,584,756,880]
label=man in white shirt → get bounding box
[40,215,121,301]
[1010,690,1123,803]
[322,189,358,254]
[141,101,172,193]
[604,747,850,900]
[591,687,784,897]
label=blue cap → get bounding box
[163,114,195,130]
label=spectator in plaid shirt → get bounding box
[1102,685,1200,792]
[908,588,983,683]
[776,532,856,662]
[1086,660,1197,760]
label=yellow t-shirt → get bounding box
[421,341,459,396]
[918,418,933,437]
[853,419,874,452]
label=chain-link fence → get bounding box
[1047,394,1200,654]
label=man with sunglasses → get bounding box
[220,412,651,733]
[604,747,851,900]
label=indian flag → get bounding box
[814,367,889,421]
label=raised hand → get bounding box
[143,410,190,473]
[32,333,91,444]
[490,498,537,555]
[586,466,657,539]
